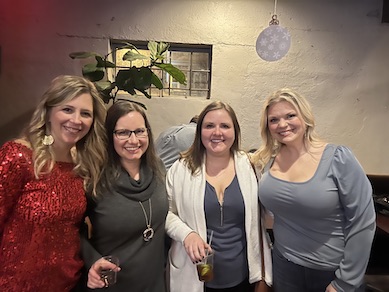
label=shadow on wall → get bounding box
[0,109,34,146]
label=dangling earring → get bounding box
[42,134,54,146]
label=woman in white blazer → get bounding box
[165,101,272,292]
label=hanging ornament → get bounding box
[256,0,291,62]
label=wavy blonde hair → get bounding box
[22,75,107,196]
[251,88,323,171]
[181,100,241,175]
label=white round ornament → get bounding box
[256,25,291,62]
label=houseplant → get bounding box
[70,41,187,107]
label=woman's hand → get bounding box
[87,257,121,289]
[325,283,337,292]
[183,232,212,263]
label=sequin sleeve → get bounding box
[0,141,32,234]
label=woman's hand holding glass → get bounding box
[183,232,212,263]
[87,256,121,289]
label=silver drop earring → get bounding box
[42,134,54,146]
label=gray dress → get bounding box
[259,144,376,291]
[82,163,168,292]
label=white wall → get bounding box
[0,0,388,174]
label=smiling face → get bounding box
[49,93,94,150]
[201,109,235,157]
[113,111,149,168]
[267,100,306,146]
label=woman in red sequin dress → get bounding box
[0,75,107,291]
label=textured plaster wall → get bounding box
[0,0,388,174]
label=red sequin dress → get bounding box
[0,141,87,291]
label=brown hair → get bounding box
[181,100,241,175]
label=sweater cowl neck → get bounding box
[114,161,156,202]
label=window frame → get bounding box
[110,40,212,99]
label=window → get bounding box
[111,40,212,98]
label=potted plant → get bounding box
[70,41,187,108]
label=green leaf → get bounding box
[117,42,139,51]
[122,50,148,62]
[116,68,136,95]
[95,56,116,68]
[95,81,114,92]
[148,41,169,62]
[134,67,152,91]
[148,41,158,59]
[95,81,115,103]
[151,72,163,89]
[155,63,187,85]
[69,51,101,59]
[157,42,170,55]
[137,89,152,99]
[82,63,105,81]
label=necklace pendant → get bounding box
[143,227,154,241]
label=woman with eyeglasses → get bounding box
[81,100,168,291]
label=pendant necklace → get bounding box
[139,198,154,242]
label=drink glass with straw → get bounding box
[197,230,214,282]
[205,230,213,259]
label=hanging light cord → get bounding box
[274,0,277,15]
[270,0,280,25]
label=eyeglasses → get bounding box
[113,128,148,140]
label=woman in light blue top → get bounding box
[251,88,375,292]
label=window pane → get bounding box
[150,87,162,97]
[165,89,189,97]
[190,90,209,98]
[191,72,209,90]
[192,52,209,70]
[171,71,190,89]
[170,51,191,71]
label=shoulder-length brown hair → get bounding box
[96,100,163,196]
[181,100,241,175]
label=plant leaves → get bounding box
[82,63,105,81]
[148,41,169,62]
[95,81,115,103]
[116,68,136,95]
[155,63,187,85]
[95,81,115,92]
[137,89,152,99]
[69,51,101,59]
[70,41,189,101]
[157,42,169,55]
[117,42,139,51]
[122,50,148,62]
[95,56,116,68]
[134,67,152,91]
[151,72,163,89]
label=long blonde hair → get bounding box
[23,75,107,196]
[251,88,323,171]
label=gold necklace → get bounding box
[139,199,154,242]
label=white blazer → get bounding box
[165,151,272,292]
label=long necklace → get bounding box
[139,198,154,242]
